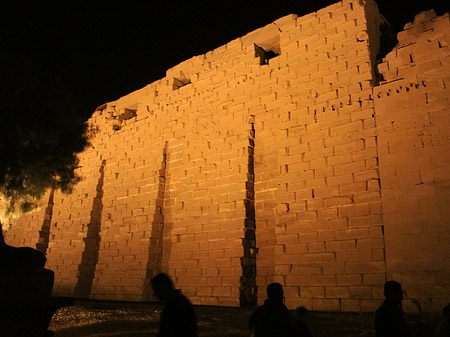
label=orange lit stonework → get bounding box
[5,1,450,313]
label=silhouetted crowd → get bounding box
[150,273,449,337]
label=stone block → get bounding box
[327,239,356,252]
[346,262,386,274]
[285,243,308,255]
[361,299,383,312]
[363,273,386,285]
[341,299,361,312]
[311,274,336,286]
[326,286,350,298]
[349,286,372,298]
[317,229,337,241]
[312,298,341,311]
[338,274,362,286]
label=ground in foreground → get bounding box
[49,300,439,337]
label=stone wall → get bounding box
[252,0,386,312]
[374,10,450,313]
[5,0,450,313]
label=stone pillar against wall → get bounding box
[374,10,450,313]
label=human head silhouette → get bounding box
[384,280,403,306]
[266,282,284,304]
[295,306,308,320]
[443,303,450,316]
[151,273,174,301]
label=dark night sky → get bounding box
[2,0,449,120]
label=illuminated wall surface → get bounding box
[6,0,450,313]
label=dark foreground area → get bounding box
[49,300,439,337]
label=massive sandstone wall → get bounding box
[5,0,450,313]
[374,10,450,313]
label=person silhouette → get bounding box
[150,273,198,337]
[249,282,294,337]
[374,280,411,337]
[292,306,313,337]
[434,303,450,337]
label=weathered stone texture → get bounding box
[375,10,450,313]
[4,1,450,313]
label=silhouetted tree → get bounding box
[0,53,91,241]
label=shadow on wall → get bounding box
[74,160,106,298]
[240,118,257,307]
[143,142,169,301]
[36,188,55,255]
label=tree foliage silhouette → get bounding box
[0,53,91,234]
